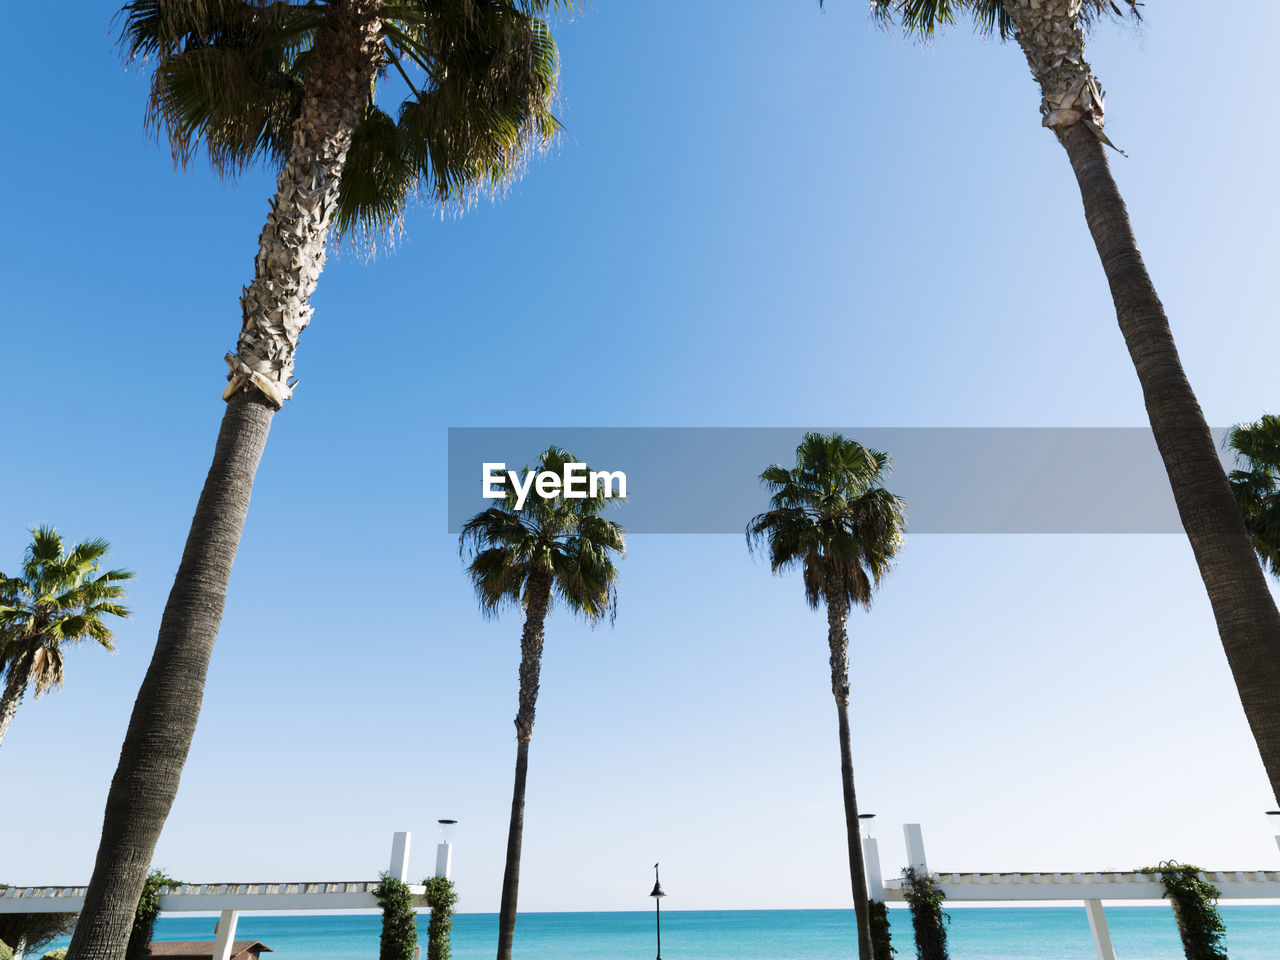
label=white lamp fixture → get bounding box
[435,819,457,879]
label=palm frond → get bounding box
[862,0,1138,42]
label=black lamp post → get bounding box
[649,863,666,960]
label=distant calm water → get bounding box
[44,906,1280,959]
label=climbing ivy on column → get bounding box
[125,870,178,960]
[374,874,419,960]
[1141,862,1227,960]
[868,899,895,959]
[422,877,458,960]
[901,868,948,960]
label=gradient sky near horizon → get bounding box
[2,0,1280,915]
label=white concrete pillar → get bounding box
[903,823,928,875]
[863,837,884,901]
[213,910,240,960]
[1083,899,1116,960]
[389,831,412,882]
[435,841,453,880]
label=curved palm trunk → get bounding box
[67,8,384,960]
[1003,0,1280,803]
[0,653,33,747]
[497,577,552,960]
[825,576,874,960]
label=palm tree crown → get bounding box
[747,432,906,615]
[1227,415,1280,578]
[460,446,624,624]
[118,0,563,238]
[0,529,132,742]
[0,527,132,702]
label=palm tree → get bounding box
[459,446,625,960]
[1226,415,1280,578]
[0,527,132,747]
[857,0,1280,803]
[747,433,906,960]
[71,5,563,959]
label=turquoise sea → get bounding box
[44,906,1280,959]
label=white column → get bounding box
[903,823,928,875]
[213,909,240,960]
[1083,899,1116,960]
[863,837,884,901]
[389,831,412,882]
[435,841,453,880]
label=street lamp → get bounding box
[859,813,875,839]
[436,820,457,879]
[650,863,666,960]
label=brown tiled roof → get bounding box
[148,942,273,959]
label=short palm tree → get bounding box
[747,433,906,960]
[1227,415,1280,578]
[858,0,1280,804]
[0,527,132,747]
[459,446,625,960]
[73,5,564,959]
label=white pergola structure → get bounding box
[864,823,1280,960]
[0,832,450,960]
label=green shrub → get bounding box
[43,949,69,960]
[1,938,13,960]
[422,876,458,960]
[374,873,419,960]
[1141,862,1227,960]
[868,899,895,959]
[902,868,948,960]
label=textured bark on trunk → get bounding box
[1003,0,1280,802]
[67,6,385,960]
[67,393,274,960]
[0,653,33,747]
[496,576,552,960]
[826,572,874,960]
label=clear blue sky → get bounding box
[3,0,1280,913]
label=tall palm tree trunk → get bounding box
[67,394,274,960]
[1004,0,1280,802]
[497,578,551,960]
[0,652,33,747]
[67,8,384,960]
[826,574,874,960]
